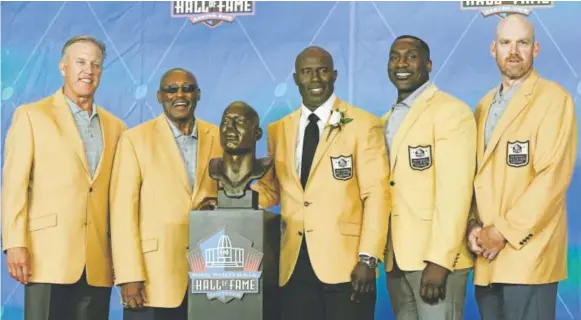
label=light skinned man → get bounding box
[466,14,577,320]
[109,68,223,320]
[382,35,477,320]
[1,35,126,320]
[252,46,391,320]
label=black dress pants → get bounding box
[25,268,111,320]
[123,293,187,320]
[281,238,376,320]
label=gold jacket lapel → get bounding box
[90,106,112,183]
[480,71,538,171]
[308,99,345,179]
[390,85,437,171]
[154,115,191,194]
[51,90,90,177]
[475,92,495,170]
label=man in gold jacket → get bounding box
[466,14,578,320]
[109,68,222,319]
[1,36,126,320]
[253,46,391,320]
[381,35,476,320]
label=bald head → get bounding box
[491,14,539,81]
[496,13,535,42]
[160,68,197,88]
[295,46,334,71]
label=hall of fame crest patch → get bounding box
[506,140,529,167]
[330,155,353,181]
[408,145,432,171]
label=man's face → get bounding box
[220,104,261,154]
[157,71,200,122]
[388,38,431,92]
[59,41,103,98]
[491,18,539,80]
[293,51,337,109]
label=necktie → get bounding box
[301,113,320,189]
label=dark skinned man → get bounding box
[381,35,476,320]
[110,68,222,320]
[253,46,391,320]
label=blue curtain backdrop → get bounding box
[1,1,581,319]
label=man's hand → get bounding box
[420,262,450,304]
[467,220,484,255]
[6,247,32,284]
[350,262,376,303]
[199,197,217,211]
[477,226,506,261]
[121,282,148,309]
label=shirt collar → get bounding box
[300,93,337,124]
[64,95,98,118]
[393,80,432,109]
[494,82,521,103]
[166,116,198,139]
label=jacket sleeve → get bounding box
[109,133,146,284]
[423,105,477,270]
[467,102,484,228]
[2,108,35,251]
[357,117,391,259]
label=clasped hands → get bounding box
[121,281,148,309]
[467,221,506,261]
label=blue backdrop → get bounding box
[1,1,581,319]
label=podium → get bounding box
[187,189,281,320]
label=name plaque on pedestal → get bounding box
[188,189,280,320]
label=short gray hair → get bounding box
[61,35,106,60]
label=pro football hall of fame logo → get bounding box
[460,1,553,17]
[187,227,264,303]
[171,1,255,28]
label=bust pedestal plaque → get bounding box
[187,190,280,320]
[187,101,281,319]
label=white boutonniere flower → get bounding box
[329,110,342,127]
[326,109,353,140]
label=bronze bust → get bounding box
[209,101,272,198]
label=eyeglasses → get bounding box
[160,84,198,94]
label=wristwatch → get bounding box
[358,254,378,269]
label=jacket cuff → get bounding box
[493,216,530,250]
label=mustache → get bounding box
[505,54,522,62]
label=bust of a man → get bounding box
[209,101,272,198]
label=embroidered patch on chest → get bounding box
[506,141,529,167]
[330,155,353,180]
[408,145,432,171]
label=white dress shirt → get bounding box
[295,94,336,176]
